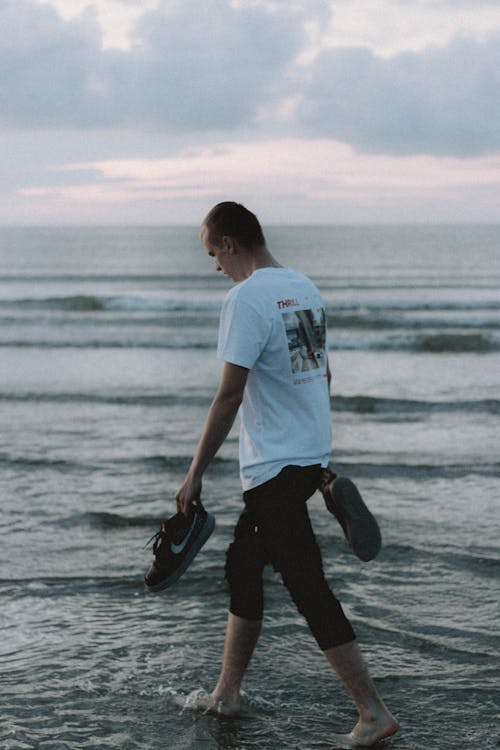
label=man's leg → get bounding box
[324,640,400,745]
[250,466,399,743]
[208,613,262,714]
[202,503,267,715]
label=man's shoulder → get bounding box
[223,267,319,309]
[241,267,312,292]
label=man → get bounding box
[175,202,399,746]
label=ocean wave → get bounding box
[329,332,499,353]
[380,543,500,582]
[1,309,498,339]
[332,395,500,415]
[82,511,160,529]
[44,510,163,532]
[382,542,499,561]
[326,311,500,331]
[429,548,500,578]
[0,273,221,284]
[335,460,500,479]
[4,453,485,481]
[0,294,222,313]
[1,390,498,416]
[114,453,237,474]
[0,451,182,473]
[0,450,236,475]
[0,331,498,352]
[112,454,194,471]
[0,339,215,349]
[0,453,93,473]
[414,333,497,353]
[0,576,141,596]
[1,293,500,315]
[0,391,213,407]
[327,300,500,313]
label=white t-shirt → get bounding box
[217,267,332,490]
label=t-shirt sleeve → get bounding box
[217,291,271,369]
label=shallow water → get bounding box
[1,225,499,749]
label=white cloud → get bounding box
[1,0,310,130]
[18,138,500,222]
[324,0,500,57]
[58,139,500,187]
[2,0,499,157]
[0,1,106,128]
[2,0,500,223]
[296,32,500,156]
[31,0,158,49]
[33,0,500,56]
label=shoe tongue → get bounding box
[169,511,193,544]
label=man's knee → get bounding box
[225,537,265,621]
[280,558,328,611]
[280,561,356,649]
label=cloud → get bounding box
[111,0,310,131]
[30,0,159,50]
[0,0,311,130]
[415,0,500,6]
[12,137,499,224]
[1,0,499,157]
[322,0,500,57]
[0,1,106,128]
[20,138,500,206]
[296,32,500,156]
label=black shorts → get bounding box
[225,464,355,651]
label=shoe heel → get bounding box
[324,476,382,562]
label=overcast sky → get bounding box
[1,0,499,224]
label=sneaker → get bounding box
[144,506,215,591]
[320,467,381,562]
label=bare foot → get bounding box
[182,688,241,718]
[347,711,400,746]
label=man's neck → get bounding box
[242,246,282,278]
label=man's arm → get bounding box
[175,361,249,515]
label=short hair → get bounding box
[202,202,266,249]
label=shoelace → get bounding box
[144,521,167,552]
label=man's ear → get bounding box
[221,235,237,254]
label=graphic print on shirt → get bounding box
[282,307,326,381]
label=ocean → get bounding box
[0,224,499,750]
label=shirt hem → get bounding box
[240,455,330,492]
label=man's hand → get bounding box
[176,473,202,517]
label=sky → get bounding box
[1,0,500,225]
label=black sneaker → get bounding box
[144,506,215,591]
[320,467,381,562]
